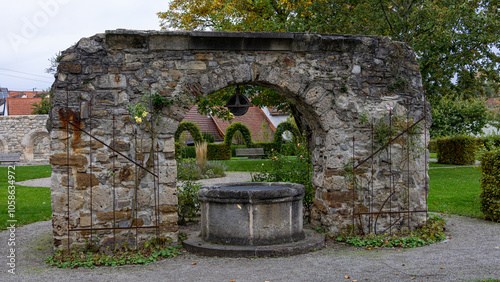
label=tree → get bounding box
[430,95,489,138]
[158,0,500,103]
[31,92,51,115]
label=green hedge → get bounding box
[478,135,500,151]
[436,135,476,165]
[224,122,253,148]
[230,145,247,157]
[253,142,279,158]
[280,142,298,156]
[428,140,437,153]
[207,143,231,160]
[175,143,196,159]
[175,121,203,143]
[479,150,500,222]
[273,121,300,147]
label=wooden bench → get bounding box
[0,153,22,165]
[235,148,266,158]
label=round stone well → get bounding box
[182,182,325,257]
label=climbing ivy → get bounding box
[174,121,203,144]
[224,122,253,148]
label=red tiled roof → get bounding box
[6,98,42,115]
[181,106,276,143]
[8,91,45,98]
[213,106,276,142]
[182,105,224,142]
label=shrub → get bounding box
[202,132,215,143]
[251,138,314,221]
[479,149,500,222]
[478,134,500,151]
[177,159,201,180]
[207,143,231,160]
[436,135,476,165]
[281,142,298,156]
[253,142,279,158]
[202,161,227,179]
[175,144,196,159]
[177,180,202,224]
[177,158,226,180]
[428,140,437,153]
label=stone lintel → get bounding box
[104,30,376,53]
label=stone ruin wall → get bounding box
[0,115,50,164]
[49,30,430,249]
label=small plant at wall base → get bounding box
[45,236,182,268]
[336,215,446,248]
[177,180,202,224]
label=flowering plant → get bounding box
[127,89,173,164]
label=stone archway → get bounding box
[49,30,429,249]
[21,129,50,161]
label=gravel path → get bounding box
[14,172,253,188]
[1,214,499,281]
[6,172,499,281]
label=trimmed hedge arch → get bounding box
[273,121,301,146]
[175,121,203,144]
[224,122,253,148]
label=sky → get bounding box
[0,0,170,91]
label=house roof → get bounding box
[181,105,276,143]
[213,106,276,142]
[5,98,42,115]
[8,90,45,98]
[183,105,224,142]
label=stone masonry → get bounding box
[49,30,430,249]
[0,115,50,164]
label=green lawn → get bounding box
[221,158,273,172]
[0,165,52,230]
[428,166,483,218]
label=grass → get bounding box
[221,156,296,172]
[221,158,272,172]
[428,166,483,218]
[0,165,52,230]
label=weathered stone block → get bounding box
[149,35,189,50]
[175,61,206,70]
[57,63,82,74]
[76,172,99,189]
[98,74,127,89]
[96,211,131,221]
[50,154,87,166]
